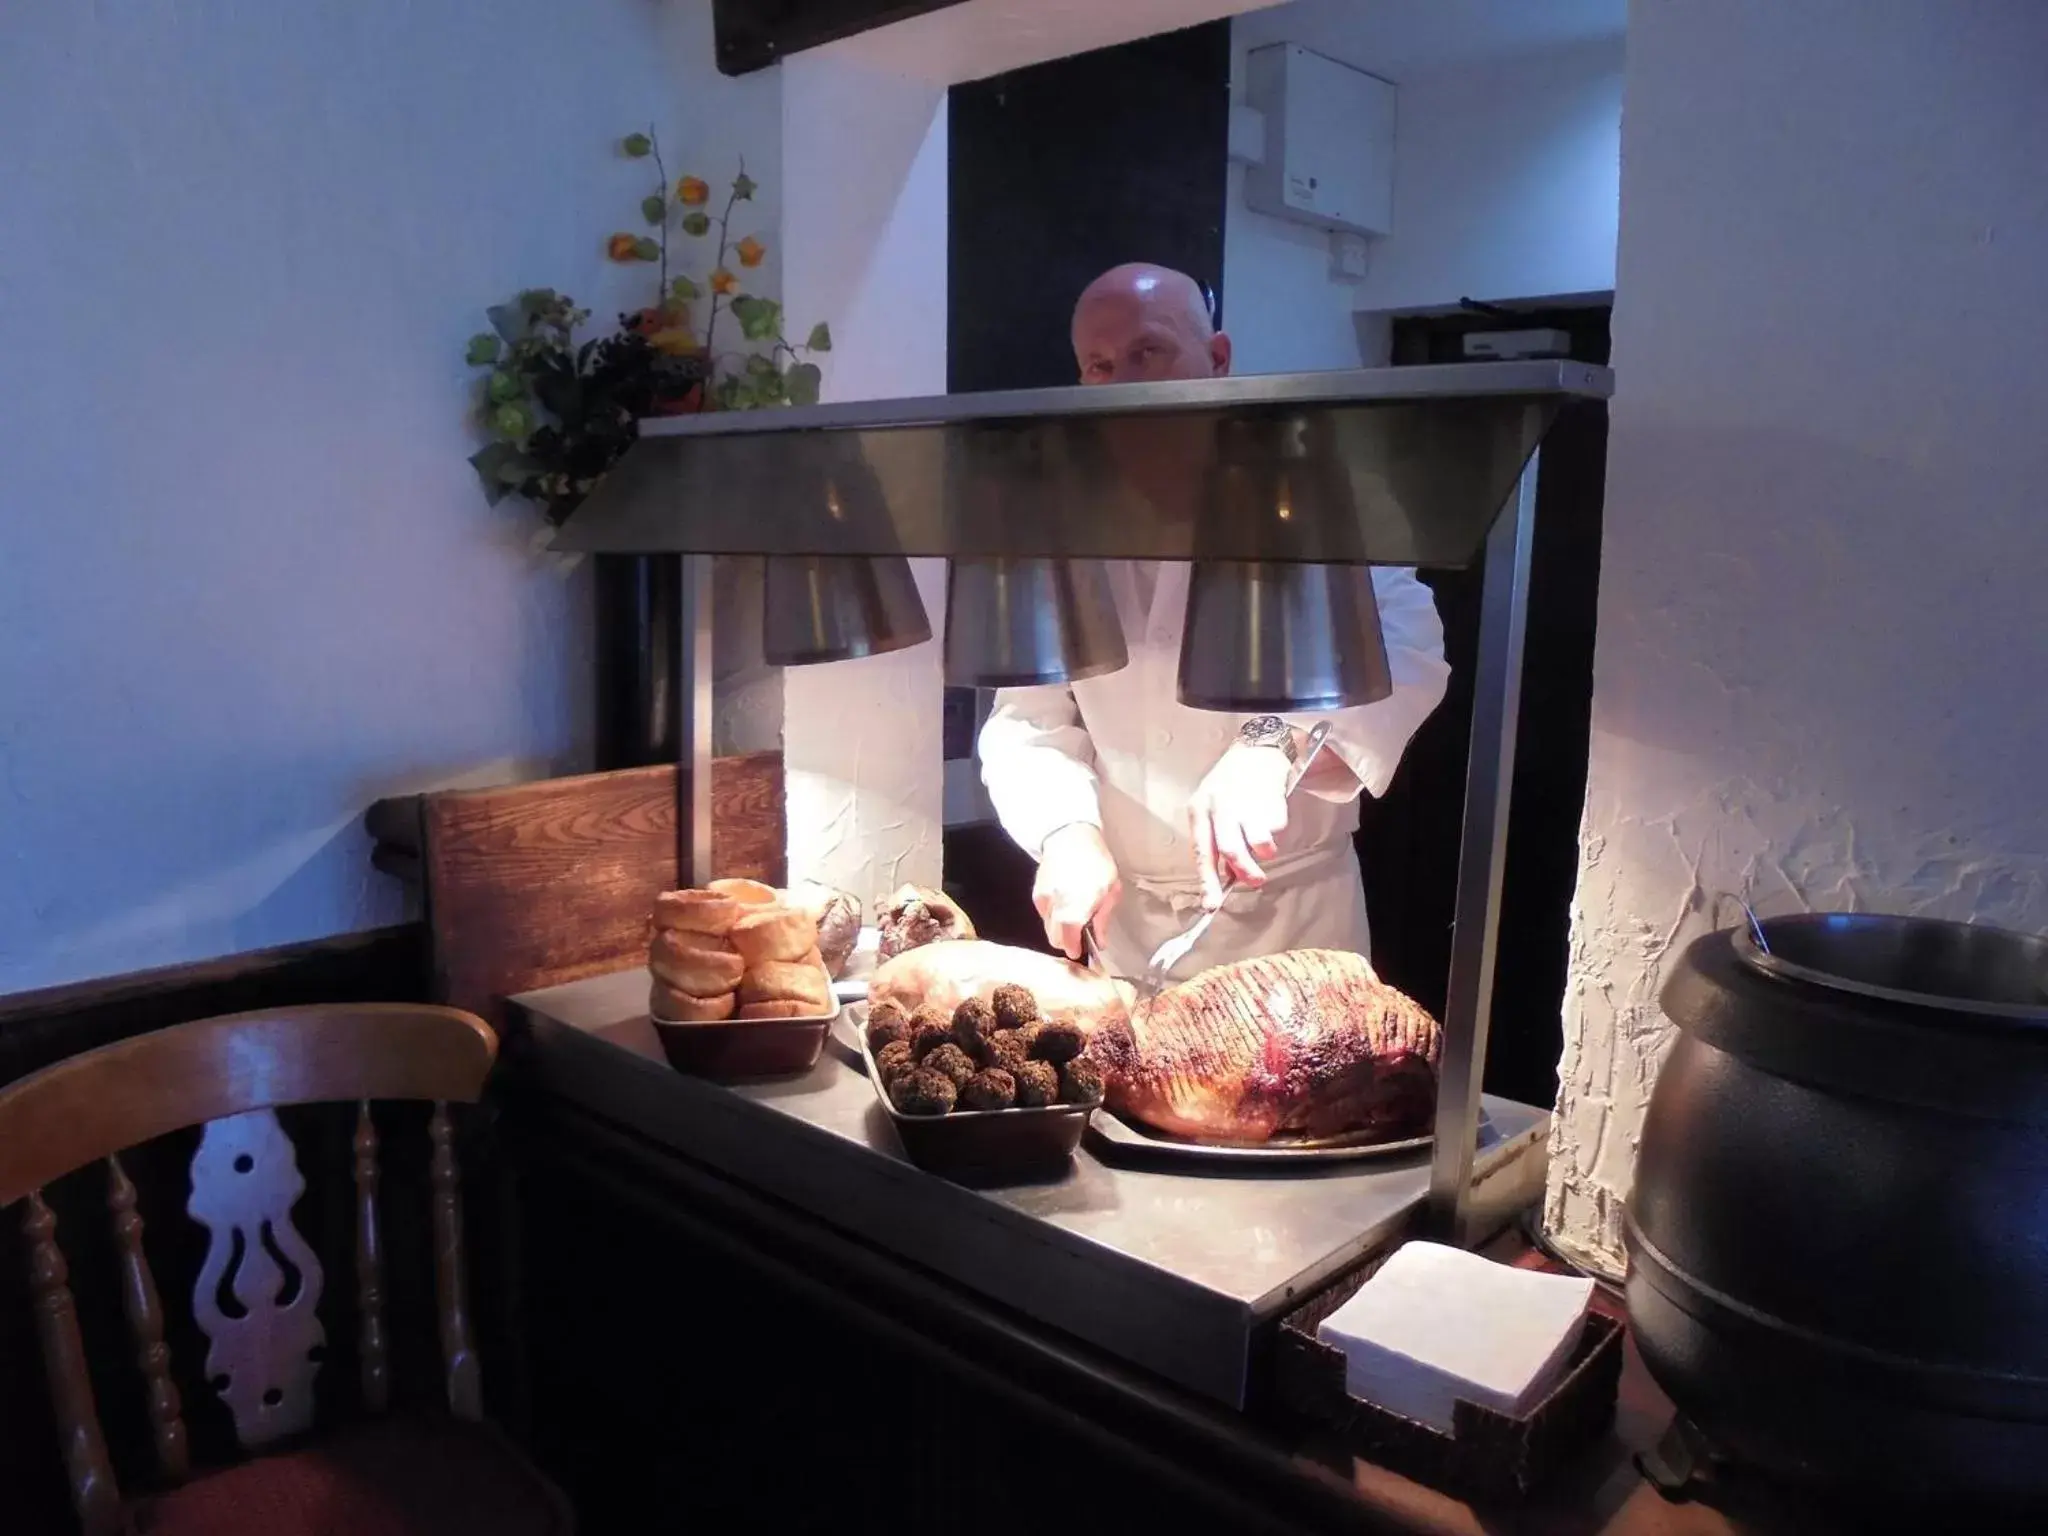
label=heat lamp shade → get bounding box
[1176,561,1393,712]
[943,557,1129,688]
[762,554,932,666]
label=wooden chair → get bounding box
[0,1004,571,1536]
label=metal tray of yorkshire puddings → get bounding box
[839,1008,1096,1180]
[651,997,835,1080]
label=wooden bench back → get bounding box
[368,754,786,1019]
[0,1004,495,1536]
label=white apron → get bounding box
[978,561,1450,978]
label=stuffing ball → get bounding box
[922,1043,976,1089]
[865,1010,913,1053]
[984,1031,1031,1075]
[866,999,909,1030]
[1032,1019,1086,1066]
[874,1040,917,1084]
[911,1006,954,1058]
[891,1068,957,1116]
[951,997,997,1055]
[989,983,1040,1031]
[1057,1056,1105,1105]
[1011,1060,1059,1108]
[958,1068,1017,1111]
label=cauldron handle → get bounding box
[1711,891,1771,955]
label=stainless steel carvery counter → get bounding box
[506,968,1550,1408]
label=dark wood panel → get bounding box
[1358,308,1612,1111]
[713,0,968,75]
[382,755,785,1022]
[509,1096,1365,1536]
[0,926,425,1091]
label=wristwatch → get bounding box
[1237,714,1299,763]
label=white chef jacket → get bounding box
[978,561,1451,982]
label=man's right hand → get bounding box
[1034,823,1122,961]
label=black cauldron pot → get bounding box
[1628,912,2048,1510]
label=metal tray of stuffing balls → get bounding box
[843,1006,1097,1180]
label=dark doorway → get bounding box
[946,23,1231,394]
[1358,302,1612,1109]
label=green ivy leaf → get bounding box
[670,275,700,300]
[486,370,524,404]
[744,352,777,378]
[641,194,666,225]
[630,236,660,261]
[487,303,528,345]
[680,210,710,237]
[465,333,501,366]
[731,295,782,342]
[732,172,757,200]
[490,402,533,441]
[469,442,534,504]
[786,361,822,406]
[622,132,653,158]
[805,322,832,353]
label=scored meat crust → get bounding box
[1093,950,1441,1145]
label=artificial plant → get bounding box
[465,128,831,528]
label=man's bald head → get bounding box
[1071,263,1232,385]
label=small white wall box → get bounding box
[1244,43,1395,238]
[1463,328,1574,360]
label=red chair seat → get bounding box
[133,1415,571,1536]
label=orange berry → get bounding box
[710,267,738,295]
[606,233,639,261]
[735,235,766,268]
[676,177,710,206]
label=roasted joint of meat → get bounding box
[868,940,1125,1028]
[1093,950,1441,1145]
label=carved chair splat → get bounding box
[0,1003,565,1534]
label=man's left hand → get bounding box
[1187,742,1293,909]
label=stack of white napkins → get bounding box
[1314,1242,1595,1432]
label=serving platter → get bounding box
[1085,1109,1435,1167]
[838,1003,1441,1168]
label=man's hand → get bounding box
[1034,823,1121,960]
[1188,742,1293,909]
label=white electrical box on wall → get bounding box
[1243,43,1395,239]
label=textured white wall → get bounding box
[1223,14,1621,371]
[1548,0,2048,1275]
[0,1,778,991]
[777,51,950,904]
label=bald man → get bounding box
[976,263,1452,980]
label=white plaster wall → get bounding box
[777,51,951,904]
[0,0,778,991]
[1548,0,2048,1275]
[1351,38,1621,316]
[1223,13,1621,370]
